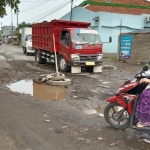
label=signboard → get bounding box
[120,35,132,59]
[74,29,98,34]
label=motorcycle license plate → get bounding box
[86,62,95,65]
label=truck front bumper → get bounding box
[70,60,102,67]
[26,47,35,53]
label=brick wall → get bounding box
[119,33,150,64]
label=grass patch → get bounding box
[110,56,117,61]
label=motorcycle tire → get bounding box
[104,103,131,130]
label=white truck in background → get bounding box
[21,27,35,55]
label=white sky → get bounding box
[0,0,83,27]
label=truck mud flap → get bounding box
[93,66,102,73]
[71,66,81,73]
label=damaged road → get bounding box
[0,44,149,150]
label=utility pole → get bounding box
[0,22,2,38]
[17,12,18,27]
[70,0,73,21]
[11,9,14,44]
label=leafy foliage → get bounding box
[16,22,32,30]
[0,0,20,18]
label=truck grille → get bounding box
[80,55,97,61]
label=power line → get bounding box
[22,0,71,23]
[20,0,49,12]
[34,1,71,22]
[33,0,79,23]
[2,0,81,26]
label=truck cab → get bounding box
[25,34,34,55]
[21,27,35,56]
[58,28,103,73]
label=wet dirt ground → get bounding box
[0,44,149,150]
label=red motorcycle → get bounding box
[104,64,150,133]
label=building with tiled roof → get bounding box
[60,0,150,59]
[80,0,150,15]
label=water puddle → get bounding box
[84,106,123,117]
[84,106,105,117]
[7,80,67,101]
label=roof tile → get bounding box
[85,0,150,15]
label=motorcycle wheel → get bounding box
[104,103,131,130]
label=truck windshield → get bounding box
[71,30,101,45]
[27,34,32,41]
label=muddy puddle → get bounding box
[84,105,125,118]
[7,80,67,101]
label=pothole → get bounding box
[7,80,68,101]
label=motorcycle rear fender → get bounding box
[106,96,127,108]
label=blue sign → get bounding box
[120,36,132,59]
[75,45,82,50]
[76,29,80,34]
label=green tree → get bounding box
[16,22,32,30]
[0,0,20,18]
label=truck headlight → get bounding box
[71,54,80,61]
[27,46,32,50]
[97,54,103,61]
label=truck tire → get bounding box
[58,56,70,72]
[23,47,26,54]
[35,51,43,64]
[43,58,47,64]
[26,50,29,56]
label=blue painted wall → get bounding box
[60,7,150,54]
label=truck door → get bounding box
[59,30,70,62]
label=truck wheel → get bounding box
[23,47,26,54]
[26,50,29,56]
[58,56,70,72]
[35,51,43,64]
[43,58,47,64]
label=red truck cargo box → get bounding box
[32,20,91,53]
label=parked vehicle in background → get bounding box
[21,27,35,55]
[0,38,2,45]
[32,20,111,73]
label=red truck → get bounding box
[32,20,111,73]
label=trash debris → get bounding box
[84,109,97,115]
[43,114,49,118]
[102,81,109,84]
[98,84,110,89]
[98,113,104,117]
[73,96,78,99]
[46,120,50,122]
[142,139,150,144]
[98,137,103,140]
[103,65,114,69]
[110,143,115,146]
[91,90,99,93]
[77,137,86,141]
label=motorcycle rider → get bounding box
[135,78,150,127]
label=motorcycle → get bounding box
[104,62,150,134]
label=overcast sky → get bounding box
[0,0,83,27]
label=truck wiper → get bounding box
[77,34,89,44]
[89,41,101,46]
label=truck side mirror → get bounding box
[109,36,112,43]
[25,38,27,41]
